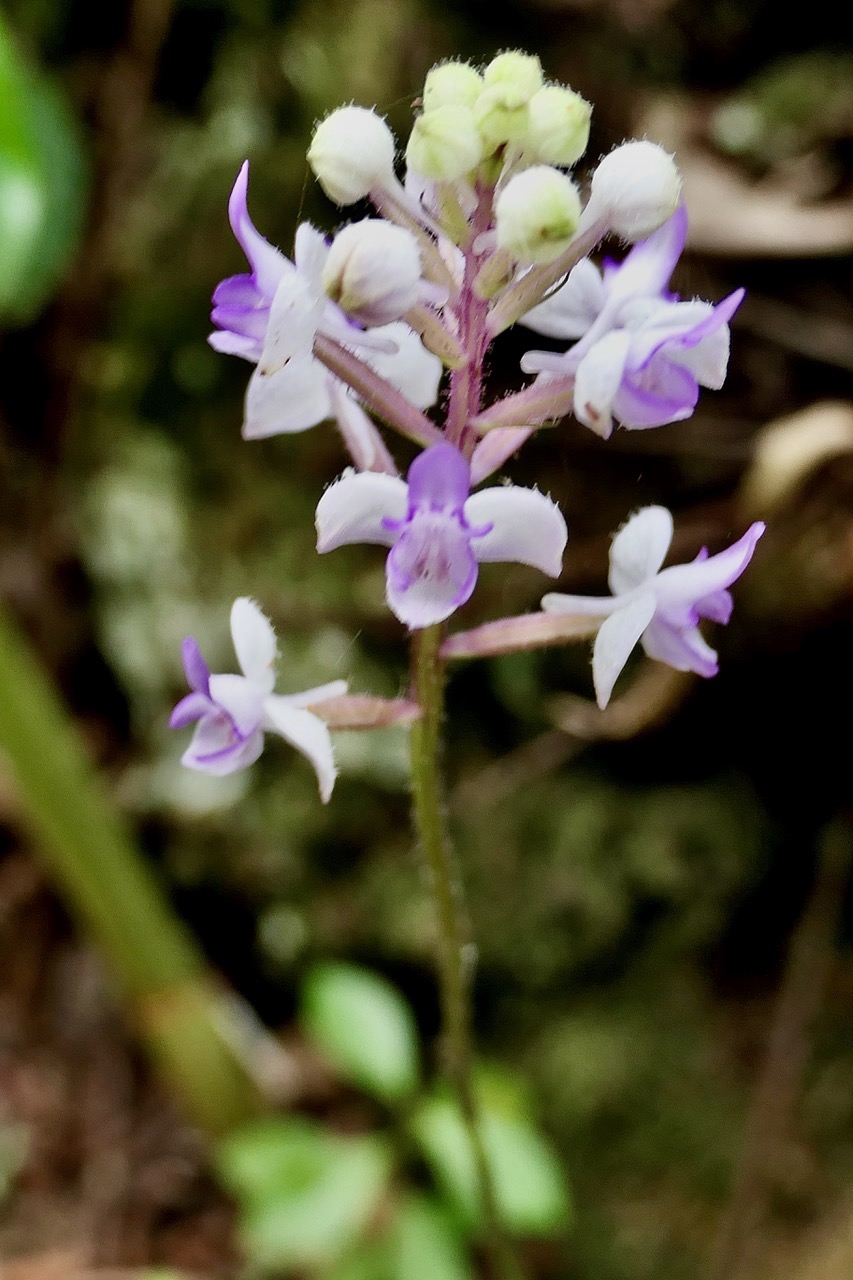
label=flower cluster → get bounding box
[172,50,764,797]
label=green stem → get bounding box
[410,625,525,1280]
[0,602,269,1136]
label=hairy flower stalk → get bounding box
[180,48,760,1270]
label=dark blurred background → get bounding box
[2,1,853,1276]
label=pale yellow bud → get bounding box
[495,165,581,264]
[527,86,591,167]
[406,105,484,181]
[483,51,544,100]
[423,61,484,111]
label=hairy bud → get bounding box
[407,105,484,181]
[308,107,396,205]
[495,165,581,264]
[590,140,682,240]
[322,220,422,325]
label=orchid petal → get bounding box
[243,358,333,437]
[465,486,567,576]
[181,636,210,694]
[408,442,470,512]
[654,522,764,610]
[169,691,212,729]
[282,679,349,708]
[183,715,264,775]
[522,258,605,340]
[641,618,719,678]
[385,515,479,628]
[541,591,619,618]
[573,330,631,437]
[608,505,673,594]
[607,205,687,303]
[230,598,277,693]
[329,383,399,474]
[293,222,330,290]
[259,274,325,375]
[316,471,408,552]
[208,673,265,737]
[228,162,289,300]
[364,322,443,409]
[612,358,699,429]
[208,330,262,362]
[592,591,657,708]
[263,698,337,803]
[697,587,733,624]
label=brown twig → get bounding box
[708,815,853,1280]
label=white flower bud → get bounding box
[322,219,422,325]
[590,140,682,240]
[483,51,544,100]
[406,105,484,181]
[526,86,591,167]
[308,107,396,205]
[423,61,483,111]
[495,165,581,264]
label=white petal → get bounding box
[208,330,262,362]
[230,598,277,692]
[263,697,337,803]
[592,591,657,709]
[259,274,325,375]
[465,486,567,576]
[316,471,408,552]
[608,505,673,594]
[208,673,266,734]
[293,222,330,290]
[573,331,631,438]
[670,325,731,390]
[329,382,398,474]
[521,258,605,339]
[244,359,332,437]
[282,679,349,708]
[364,322,443,409]
[541,591,618,618]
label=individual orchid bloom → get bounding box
[520,205,744,438]
[170,598,347,801]
[315,441,567,629]
[209,163,442,439]
[541,506,764,709]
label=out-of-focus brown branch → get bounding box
[708,816,853,1280]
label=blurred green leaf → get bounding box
[390,1193,471,1280]
[302,962,420,1103]
[410,1089,572,1237]
[0,12,87,323]
[217,1117,392,1271]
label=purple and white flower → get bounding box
[170,598,346,801]
[520,206,744,438]
[209,163,441,439]
[541,506,764,708]
[316,441,568,629]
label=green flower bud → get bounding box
[483,51,544,101]
[495,165,581,264]
[308,107,396,205]
[406,105,484,181]
[473,85,530,153]
[423,61,483,111]
[527,85,591,167]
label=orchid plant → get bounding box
[171,49,764,1276]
